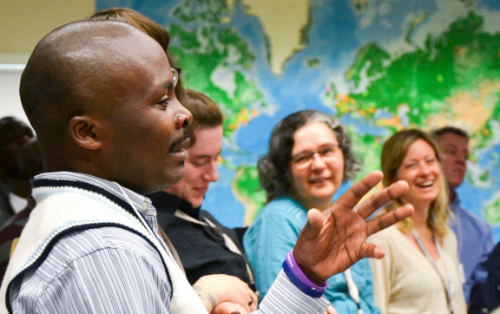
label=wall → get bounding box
[0,0,95,124]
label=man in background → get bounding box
[0,138,43,281]
[0,117,34,226]
[433,126,494,303]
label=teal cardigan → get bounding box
[244,196,380,314]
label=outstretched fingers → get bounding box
[365,203,414,236]
[355,180,409,219]
[358,242,387,259]
[301,208,326,241]
[334,171,384,209]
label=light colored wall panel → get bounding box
[0,0,94,123]
[0,0,95,56]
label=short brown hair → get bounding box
[180,89,223,145]
[432,126,469,141]
[89,8,170,50]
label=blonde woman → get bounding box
[368,129,466,314]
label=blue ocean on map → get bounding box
[98,0,500,242]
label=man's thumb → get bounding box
[301,208,324,240]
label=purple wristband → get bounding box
[282,250,327,298]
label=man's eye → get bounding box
[157,97,170,108]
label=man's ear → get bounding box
[68,116,102,150]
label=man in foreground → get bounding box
[0,20,413,313]
[433,127,494,303]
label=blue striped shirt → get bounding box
[8,172,330,313]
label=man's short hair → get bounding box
[180,89,223,146]
[432,126,469,141]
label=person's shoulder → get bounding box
[46,226,162,267]
[443,225,458,245]
[199,209,234,232]
[148,191,179,215]
[244,198,305,241]
[260,197,306,217]
[21,226,164,289]
[199,209,217,221]
[10,226,169,312]
[457,206,492,231]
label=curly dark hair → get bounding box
[258,110,361,202]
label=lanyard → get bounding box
[412,228,455,314]
[453,209,462,258]
[343,268,363,314]
[174,210,256,286]
[452,213,466,284]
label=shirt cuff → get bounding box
[257,270,330,313]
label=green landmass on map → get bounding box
[326,11,500,188]
[168,1,500,224]
[484,198,500,224]
[169,0,265,136]
[233,166,267,222]
[169,0,267,217]
[307,58,321,67]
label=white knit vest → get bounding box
[0,185,207,314]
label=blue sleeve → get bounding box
[244,209,302,298]
[359,259,381,314]
[468,223,495,295]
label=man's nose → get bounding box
[456,153,467,164]
[175,102,192,129]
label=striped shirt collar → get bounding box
[32,171,159,235]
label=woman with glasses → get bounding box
[244,110,379,314]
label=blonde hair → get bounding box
[381,129,450,239]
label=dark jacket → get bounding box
[469,242,500,314]
[148,191,256,291]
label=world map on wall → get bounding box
[98,0,500,241]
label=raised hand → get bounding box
[293,171,414,285]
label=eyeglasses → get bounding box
[290,144,341,167]
[171,67,181,87]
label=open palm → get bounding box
[293,171,414,285]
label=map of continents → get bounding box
[97,0,500,241]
